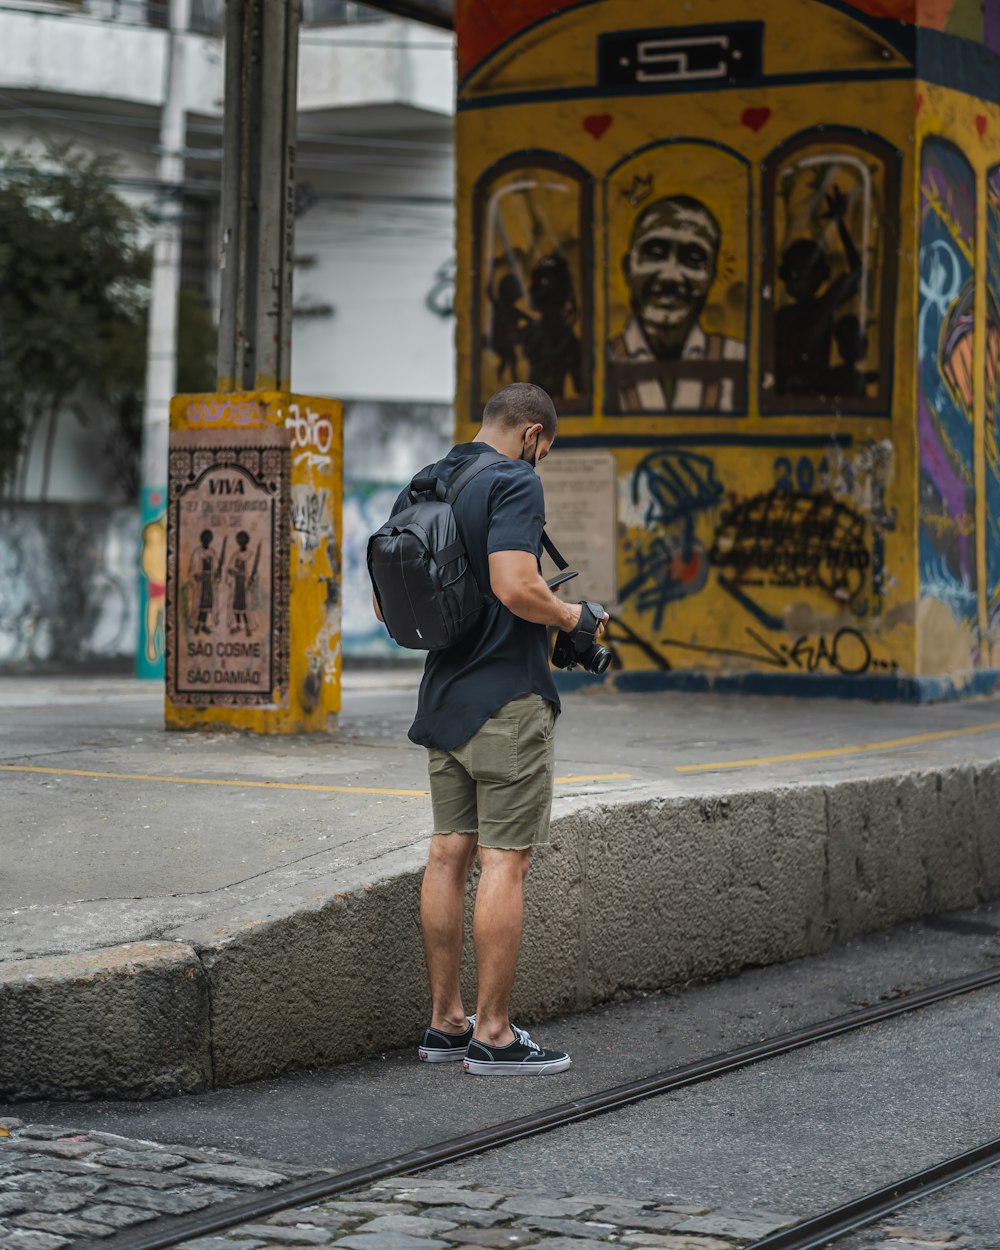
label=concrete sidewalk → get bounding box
[2,671,1000,1099]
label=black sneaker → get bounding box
[463,1025,571,1075]
[418,1015,475,1063]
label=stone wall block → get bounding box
[201,871,427,1086]
[825,775,915,940]
[0,943,211,1100]
[513,815,586,1019]
[973,760,1000,897]
[919,767,980,912]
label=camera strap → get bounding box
[541,531,568,571]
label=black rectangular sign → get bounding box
[598,23,763,92]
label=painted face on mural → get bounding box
[624,197,721,347]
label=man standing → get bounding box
[381,383,605,1075]
[607,194,745,413]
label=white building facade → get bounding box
[0,0,456,664]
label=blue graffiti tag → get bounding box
[621,450,724,629]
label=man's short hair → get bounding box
[482,383,558,439]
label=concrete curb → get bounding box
[0,942,212,1100]
[3,761,999,1099]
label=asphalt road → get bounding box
[4,901,998,1187]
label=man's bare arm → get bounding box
[489,550,607,635]
[372,591,384,623]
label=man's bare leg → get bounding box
[472,846,532,1047]
[421,832,478,1033]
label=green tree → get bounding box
[0,146,218,500]
[0,145,150,498]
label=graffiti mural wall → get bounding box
[987,164,1000,664]
[917,138,979,670]
[455,0,1000,695]
[0,505,138,668]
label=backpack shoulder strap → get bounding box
[442,450,508,503]
[430,450,571,571]
[449,452,571,570]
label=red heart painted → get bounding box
[740,106,771,133]
[583,113,613,140]
[976,114,988,138]
[915,92,924,116]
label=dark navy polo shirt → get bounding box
[392,441,560,752]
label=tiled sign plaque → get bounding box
[166,428,290,707]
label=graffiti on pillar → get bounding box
[761,129,899,413]
[619,449,724,629]
[136,487,167,680]
[473,154,592,415]
[166,428,290,706]
[987,165,1000,662]
[710,490,871,614]
[917,137,978,659]
[605,143,749,415]
[454,0,950,685]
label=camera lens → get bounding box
[589,645,612,676]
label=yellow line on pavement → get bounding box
[0,764,429,797]
[676,720,1000,773]
[555,773,632,783]
[0,764,632,794]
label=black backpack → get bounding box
[367,451,569,652]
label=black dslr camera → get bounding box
[551,600,612,676]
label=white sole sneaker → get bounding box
[463,1053,572,1075]
[417,1016,475,1063]
[418,1045,467,1063]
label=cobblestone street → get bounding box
[0,1121,983,1250]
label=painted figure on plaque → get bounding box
[226,530,259,637]
[488,267,532,383]
[522,254,583,398]
[774,186,862,396]
[189,528,224,635]
[608,195,745,413]
[827,314,881,398]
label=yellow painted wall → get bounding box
[165,391,342,733]
[455,0,1000,689]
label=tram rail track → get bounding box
[88,964,1000,1250]
[746,1134,1000,1250]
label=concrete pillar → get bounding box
[454,0,1000,700]
[165,391,343,733]
[137,0,189,680]
[164,0,343,733]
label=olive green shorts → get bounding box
[427,693,557,851]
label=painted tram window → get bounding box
[761,129,900,416]
[604,141,750,417]
[472,154,593,416]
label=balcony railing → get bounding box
[10,0,387,36]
